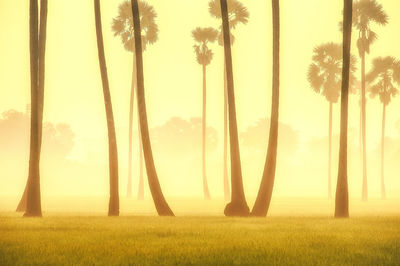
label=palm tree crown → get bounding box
[209,0,249,46]
[308,42,357,103]
[353,0,388,56]
[192,27,219,66]
[112,0,158,52]
[367,56,400,105]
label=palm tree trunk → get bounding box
[220,0,249,217]
[251,0,280,217]
[202,64,211,200]
[137,103,144,200]
[137,128,144,200]
[131,0,174,216]
[328,102,333,199]
[37,0,48,156]
[361,36,368,201]
[94,0,120,217]
[127,56,135,198]
[24,0,42,217]
[17,0,48,213]
[359,99,362,171]
[334,0,353,219]
[16,184,28,212]
[223,61,230,202]
[381,103,386,199]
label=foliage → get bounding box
[367,56,400,105]
[208,0,249,46]
[112,0,158,52]
[192,27,218,66]
[353,0,388,56]
[308,42,357,103]
[151,117,218,157]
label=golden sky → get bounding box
[0,0,400,199]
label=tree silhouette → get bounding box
[152,117,218,157]
[130,0,174,216]
[20,0,48,217]
[219,0,249,217]
[112,0,158,199]
[192,27,219,200]
[209,0,249,202]
[352,0,388,201]
[94,0,120,216]
[366,56,400,199]
[251,0,280,217]
[308,42,357,199]
[335,0,353,219]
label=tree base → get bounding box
[108,209,119,217]
[16,205,26,212]
[224,201,250,217]
[23,212,42,218]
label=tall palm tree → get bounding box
[219,0,249,217]
[130,0,174,216]
[367,56,400,199]
[251,0,279,217]
[94,0,120,216]
[352,0,388,201]
[19,0,48,217]
[209,0,249,202]
[192,27,219,200]
[308,42,357,199]
[112,0,158,199]
[335,0,353,219]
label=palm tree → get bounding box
[352,0,388,201]
[94,0,120,216]
[251,0,279,217]
[112,0,158,199]
[219,0,249,217]
[366,56,400,199]
[192,27,219,200]
[335,0,353,219]
[19,0,48,217]
[209,0,249,202]
[130,0,174,216]
[307,42,357,199]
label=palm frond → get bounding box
[367,56,400,104]
[192,27,219,43]
[111,0,158,52]
[307,64,324,93]
[353,0,388,30]
[308,42,358,101]
[192,27,218,66]
[209,0,249,28]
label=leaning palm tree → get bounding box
[251,0,280,217]
[367,56,400,199]
[352,0,388,201]
[94,0,120,216]
[130,0,174,216]
[192,27,219,200]
[19,0,48,217]
[112,0,158,199]
[335,0,353,219]
[219,0,249,216]
[209,0,249,202]
[308,42,357,199]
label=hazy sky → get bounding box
[0,0,399,198]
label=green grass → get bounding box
[0,215,399,265]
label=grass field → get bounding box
[1,198,400,265]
